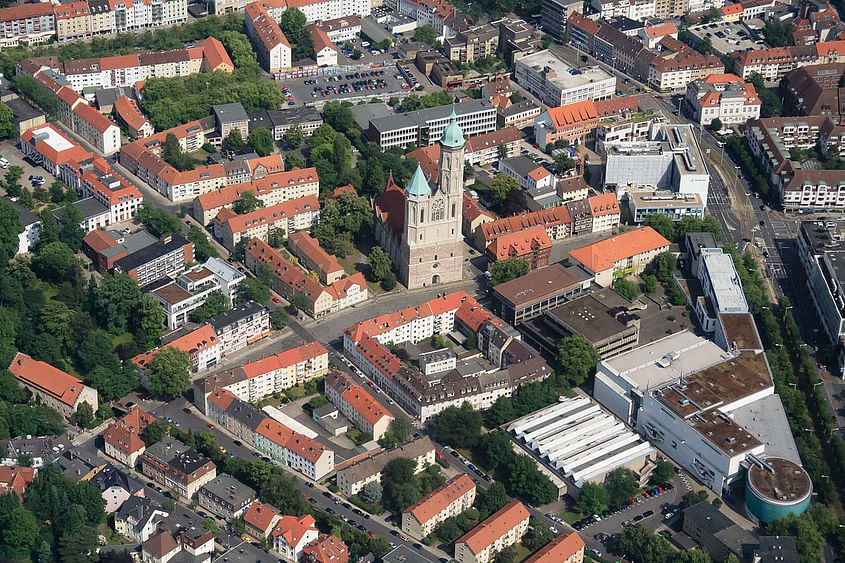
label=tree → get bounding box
[137,201,180,237]
[141,419,170,446]
[288,294,309,313]
[381,457,421,513]
[617,524,673,563]
[765,513,824,563]
[484,396,517,427]
[489,257,530,286]
[284,125,304,149]
[643,214,675,241]
[747,72,782,117]
[708,117,723,132]
[225,129,244,153]
[285,153,305,170]
[763,19,794,47]
[202,517,220,535]
[3,504,39,553]
[58,524,99,563]
[163,133,195,171]
[479,431,514,468]
[33,241,77,283]
[147,347,191,399]
[680,490,708,509]
[0,199,23,261]
[279,8,313,60]
[414,24,438,46]
[605,468,639,509]
[238,277,270,304]
[187,225,218,261]
[323,102,356,135]
[642,274,658,295]
[75,401,94,428]
[93,273,142,334]
[57,203,85,251]
[380,416,412,448]
[574,482,609,515]
[368,246,392,281]
[495,545,518,563]
[381,271,397,291]
[0,102,15,139]
[248,127,274,156]
[556,334,599,387]
[552,152,575,173]
[523,520,555,551]
[507,455,558,505]
[476,481,508,519]
[189,290,229,322]
[430,402,482,448]
[650,460,674,486]
[131,293,166,350]
[40,300,74,350]
[613,277,640,300]
[491,174,519,205]
[650,252,677,284]
[270,307,289,329]
[359,481,382,506]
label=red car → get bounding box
[272,296,280,303]
[207,423,215,429]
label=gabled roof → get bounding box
[244,501,281,534]
[545,100,598,131]
[132,324,218,368]
[221,196,319,234]
[200,37,234,71]
[455,501,529,555]
[373,172,406,237]
[588,193,620,217]
[524,531,585,562]
[0,466,36,499]
[486,226,551,262]
[568,226,670,272]
[272,514,317,548]
[404,474,475,525]
[9,352,87,407]
[103,405,155,455]
[113,95,149,132]
[302,534,348,563]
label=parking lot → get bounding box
[282,65,416,106]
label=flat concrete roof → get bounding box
[729,393,801,465]
[493,264,592,307]
[516,50,615,91]
[545,289,633,345]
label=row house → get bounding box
[133,323,222,373]
[103,405,156,467]
[66,155,144,223]
[0,3,55,48]
[325,370,394,441]
[207,388,264,446]
[213,195,320,252]
[244,1,291,74]
[646,43,724,92]
[206,301,271,357]
[591,0,656,21]
[51,84,121,155]
[255,417,335,481]
[402,474,476,538]
[733,40,845,81]
[194,341,329,413]
[252,0,371,24]
[455,502,530,563]
[244,238,368,318]
[113,95,153,139]
[193,167,320,225]
[476,205,572,250]
[288,231,345,284]
[140,438,216,499]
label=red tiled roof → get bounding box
[327,371,392,425]
[9,352,86,407]
[245,238,328,307]
[276,341,327,368]
[309,24,337,53]
[0,3,53,21]
[54,2,89,20]
[486,226,551,262]
[0,466,35,499]
[588,193,620,216]
[221,195,319,234]
[113,95,149,132]
[594,96,639,118]
[568,227,670,272]
[21,124,91,166]
[245,2,290,51]
[83,230,119,253]
[404,474,475,525]
[464,127,521,153]
[455,501,529,555]
[195,168,319,213]
[524,531,585,563]
[244,501,280,534]
[303,534,349,563]
[406,146,440,181]
[455,299,492,332]
[207,387,238,412]
[289,231,343,276]
[73,102,117,134]
[324,272,367,300]
[272,514,317,548]
[721,3,743,15]
[462,193,492,223]
[200,37,234,71]
[132,324,218,368]
[481,206,570,243]
[372,172,405,237]
[567,11,599,35]
[103,405,155,456]
[546,100,598,131]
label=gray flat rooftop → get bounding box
[516,50,615,90]
[369,99,493,133]
[545,289,633,344]
[728,393,801,465]
[213,103,249,125]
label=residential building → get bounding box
[499,156,555,194]
[134,323,222,374]
[514,51,616,107]
[781,63,845,122]
[541,0,583,39]
[248,107,323,140]
[444,23,499,63]
[0,4,55,48]
[288,231,345,284]
[568,226,671,286]
[314,15,360,43]
[206,388,264,446]
[20,123,91,178]
[732,41,845,81]
[12,203,40,255]
[595,111,663,154]
[113,95,153,138]
[454,501,530,563]
[589,193,621,233]
[402,474,476,538]
[491,263,592,324]
[206,301,271,357]
[325,370,394,441]
[91,463,144,513]
[407,127,520,174]
[198,473,256,519]
[302,534,349,563]
[84,230,192,284]
[485,226,552,270]
[9,352,98,421]
[0,466,35,499]
[475,206,573,250]
[396,0,467,40]
[637,21,677,48]
[213,102,250,140]
[192,167,320,225]
[592,0,656,20]
[245,2,291,73]
[53,197,110,233]
[745,116,845,210]
[70,99,122,155]
[462,194,494,239]
[254,417,335,480]
[213,195,320,252]
[140,438,216,499]
[244,238,368,318]
[193,341,329,413]
[147,261,243,329]
[153,506,216,561]
[684,73,761,126]
[63,155,144,225]
[115,496,169,543]
[310,25,338,66]
[103,405,156,467]
[0,435,71,468]
[367,100,496,150]
[497,100,542,129]
[533,100,599,148]
[336,436,437,496]
[243,501,281,540]
[682,501,760,561]
[273,514,319,561]
[646,40,725,92]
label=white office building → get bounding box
[514,50,616,107]
[695,248,748,333]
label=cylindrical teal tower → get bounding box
[745,457,811,524]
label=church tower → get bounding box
[398,109,465,289]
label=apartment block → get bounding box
[684,73,761,126]
[254,417,334,480]
[133,323,222,373]
[533,99,599,148]
[103,405,156,467]
[0,4,55,48]
[454,501,530,563]
[140,438,216,499]
[325,370,393,441]
[213,195,320,252]
[336,436,436,496]
[444,23,498,64]
[402,474,476,538]
[248,107,323,140]
[206,301,271,357]
[245,2,291,73]
[198,473,256,519]
[541,0,583,39]
[288,231,345,284]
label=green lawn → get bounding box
[112,332,134,348]
[561,511,582,524]
[512,543,533,562]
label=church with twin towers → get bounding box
[373,109,466,290]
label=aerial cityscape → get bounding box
[0,0,841,561]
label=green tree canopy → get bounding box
[0,199,23,261]
[429,402,482,448]
[0,102,15,140]
[574,482,609,515]
[605,468,639,509]
[147,346,191,399]
[491,174,519,206]
[248,127,274,156]
[613,277,641,300]
[414,24,438,46]
[556,334,599,387]
[368,246,393,282]
[489,257,529,286]
[137,201,180,237]
[381,457,421,513]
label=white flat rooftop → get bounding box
[516,50,615,90]
[600,330,733,391]
[701,250,748,313]
[30,124,75,153]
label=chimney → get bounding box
[160,233,172,245]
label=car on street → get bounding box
[233,440,242,447]
[206,423,214,429]
[643,510,654,518]
[272,296,280,303]
[413,543,423,550]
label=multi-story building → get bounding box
[103,405,156,467]
[407,128,521,175]
[54,2,92,42]
[745,116,845,210]
[85,229,187,283]
[496,100,541,130]
[402,474,476,538]
[254,417,334,480]
[248,107,323,140]
[336,436,436,496]
[0,4,55,48]
[646,43,725,92]
[485,226,552,270]
[20,122,91,178]
[244,2,291,73]
[515,51,616,107]
[113,95,153,139]
[141,506,215,563]
[198,473,256,519]
[368,100,496,150]
[69,99,122,155]
[781,63,845,121]
[595,110,662,153]
[213,195,320,252]
[325,370,394,441]
[589,193,621,232]
[444,23,498,63]
[114,497,169,543]
[454,501,530,563]
[9,352,98,421]
[684,73,761,126]
[302,534,349,563]
[140,438,217,499]
[627,190,705,223]
[192,167,319,225]
[592,0,656,20]
[244,238,368,318]
[397,0,467,40]
[533,99,600,148]
[133,323,223,373]
[206,301,271,357]
[541,0,583,39]
[272,514,319,561]
[65,155,144,224]
[569,226,670,286]
[206,388,264,446]
[288,231,345,284]
[193,341,329,413]
[475,205,573,250]
[243,501,281,540]
[491,263,592,324]
[147,261,243,329]
[314,15,360,43]
[695,247,749,333]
